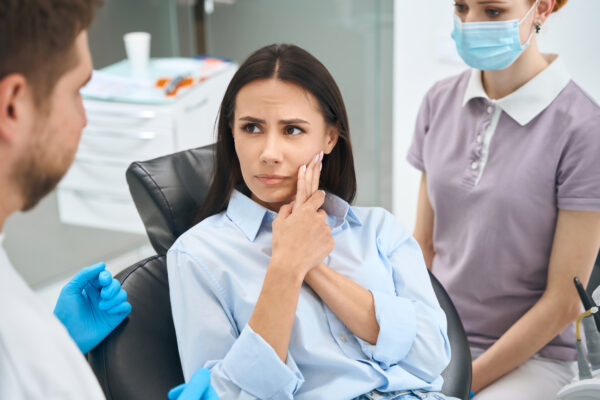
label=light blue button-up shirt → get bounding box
[167,190,450,400]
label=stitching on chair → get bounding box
[119,254,164,284]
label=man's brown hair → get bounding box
[0,0,102,105]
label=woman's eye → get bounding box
[486,8,502,17]
[285,126,304,135]
[453,3,467,13]
[242,124,260,133]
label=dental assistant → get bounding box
[408,0,600,398]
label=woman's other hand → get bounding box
[271,151,332,279]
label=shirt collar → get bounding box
[323,191,362,230]
[226,189,362,242]
[462,54,571,126]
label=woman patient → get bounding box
[167,44,455,400]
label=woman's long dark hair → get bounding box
[195,44,357,223]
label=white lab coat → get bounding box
[0,234,105,399]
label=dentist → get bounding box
[408,0,600,398]
[0,0,215,398]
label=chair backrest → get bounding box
[430,271,472,399]
[93,145,472,400]
[125,144,215,255]
[88,255,183,400]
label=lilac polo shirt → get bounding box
[407,55,600,361]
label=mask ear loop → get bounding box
[519,0,540,46]
[518,0,540,25]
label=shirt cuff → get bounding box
[222,324,304,399]
[557,197,600,211]
[356,290,417,369]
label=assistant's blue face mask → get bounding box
[451,1,538,71]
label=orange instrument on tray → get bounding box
[155,75,195,97]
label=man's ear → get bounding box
[0,74,29,143]
[324,123,340,154]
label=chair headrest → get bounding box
[126,144,215,255]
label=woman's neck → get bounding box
[481,40,549,100]
[251,193,288,213]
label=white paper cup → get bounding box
[123,32,151,74]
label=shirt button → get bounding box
[339,334,347,342]
[487,106,493,114]
[476,135,482,144]
[471,162,478,170]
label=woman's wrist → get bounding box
[304,262,327,285]
[267,257,306,286]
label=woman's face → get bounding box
[232,78,338,212]
[453,0,540,43]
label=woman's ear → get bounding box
[536,0,554,24]
[323,124,339,154]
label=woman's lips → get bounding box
[256,175,289,186]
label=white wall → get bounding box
[392,0,600,229]
[392,0,463,228]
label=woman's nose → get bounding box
[463,11,481,23]
[259,133,283,164]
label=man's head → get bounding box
[0,0,101,212]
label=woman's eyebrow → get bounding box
[239,116,265,123]
[279,118,310,125]
[238,116,310,125]
[476,0,509,5]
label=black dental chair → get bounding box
[87,144,473,400]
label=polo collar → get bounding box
[462,54,571,126]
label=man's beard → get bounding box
[13,133,73,212]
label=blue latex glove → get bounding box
[470,390,476,398]
[53,262,132,354]
[168,368,219,400]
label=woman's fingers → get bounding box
[305,153,318,198]
[295,151,323,210]
[312,151,323,194]
[317,209,327,221]
[295,164,307,206]
[278,203,294,219]
[305,190,326,212]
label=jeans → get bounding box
[353,389,458,400]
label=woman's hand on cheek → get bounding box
[294,151,323,210]
[270,152,332,279]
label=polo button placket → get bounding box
[474,102,502,185]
